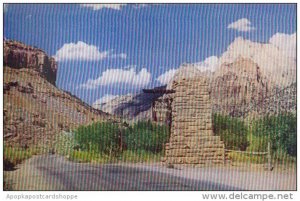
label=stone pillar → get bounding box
[164,77,225,167]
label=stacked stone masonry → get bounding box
[164,77,225,166]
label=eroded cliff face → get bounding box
[220,37,296,87]
[4,40,111,147]
[94,38,296,120]
[4,40,57,85]
[210,57,272,116]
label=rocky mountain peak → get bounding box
[220,37,296,87]
[4,40,111,147]
[4,40,57,85]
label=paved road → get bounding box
[6,155,296,191]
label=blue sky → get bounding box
[4,4,296,105]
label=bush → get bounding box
[55,131,77,156]
[246,135,269,152]
[251,113,296,156]
[213,114,249,151]
[124,121,169,153]
[74,122,121,156]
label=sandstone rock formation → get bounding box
[94,37,296,120]
[4,40,57,85]
[166,63,213,90]
[242,82,296,120]
[164,37,296,117]
[4,40,111,147]
[163,77,225,166]
[211,57,272,116]
[220,37,296,87]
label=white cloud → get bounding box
[157,69,178,85]
[193,56,220,72]
[80,4,126,10]
[269,32,296,59]
[81,67,151,89]
[156,56,219,85]
[227,18,255,32]
[53,41,126,61]
[93,94,119,106]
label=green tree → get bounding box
[252,113,296,156]
[74,122,121,156]
[124,121,169,153]
[213,114,249,151]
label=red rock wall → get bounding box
[4,40,57,85]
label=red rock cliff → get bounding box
[4,40,57,85]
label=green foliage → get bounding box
[74,122,121,156]
[55,121,168,163]
[4,146,38,170]
[246,135,269,152]
[228,152,267,164]
[68,150,112,163]
[124,121,169,153]
[55,131,77,156]
[120,150,162,163]
[251,113,296,156]
[213,114,249,151]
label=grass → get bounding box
[228,152,267,164]
[228,149,296,169]
[4,146,40,170]
[272,150,296,166]
[120,150,162,163]
[67,150,163,163]
[68,150,113,163]
[55,121,168,164]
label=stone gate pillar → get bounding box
[164,77,225,167]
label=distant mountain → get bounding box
[220,37,296,87]
[98,37,296,119]
[4,40,112,147]
[210,57,272,116]
[93,86,167,121]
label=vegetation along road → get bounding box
[5,154,295,191]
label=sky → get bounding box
[4,4,296,105]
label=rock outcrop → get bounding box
[163,77,225,166]
[240,82,296,119]
[4,40,111,147]
[94,37,296,120]
[4,40,57,85]
[211,57,272,116]
[220,37,296,87]
[165,37,296,117]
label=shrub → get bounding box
[246,135,269,152]
[124,121,169,153]
[251,113,296,156]
[55,131,77,156]
[74,122,121,156]
[213,114,249,151]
